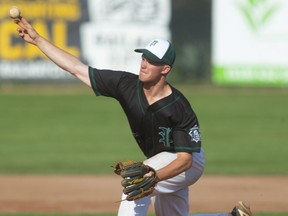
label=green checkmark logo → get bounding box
[237,0,280,32]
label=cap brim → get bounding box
[134,49,163,64]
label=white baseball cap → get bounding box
[135,39,176,66]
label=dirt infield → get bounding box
[0,175,287,214]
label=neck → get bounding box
[143,80,171,105]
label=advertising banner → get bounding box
[0,0,171,81]
[81,0,171,72]
[212,0,288,86]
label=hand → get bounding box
[143,170,156,178]
[16,17,40,45]
[114,161,158,201]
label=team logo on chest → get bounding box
[158,127,173,147]
[189,125,201,143]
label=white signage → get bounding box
[0,0,171,80]
[81,0,172,73]
[212,0,288,86]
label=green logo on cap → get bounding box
[149,40,159,47]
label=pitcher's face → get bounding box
[139,56,169,83]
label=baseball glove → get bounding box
[114,160,159,201]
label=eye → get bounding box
[147,59,164,66]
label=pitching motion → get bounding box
[12,12,253,216]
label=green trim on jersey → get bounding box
[89,67,102,96]
[150,95,181,154]
[175,146,201,151]
[154,94,181,114]
[136,79,146,115]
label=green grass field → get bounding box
[0,84,287,175]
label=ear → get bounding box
[161,65,171,75]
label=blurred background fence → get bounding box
[1,0,287,86]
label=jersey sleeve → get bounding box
[88,67,128,99]
[173,122,201,153]
[172,96,202,153]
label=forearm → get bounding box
[17,17,90,86]
[35,36,90,85]
[156,152,192,181]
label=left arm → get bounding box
[155,152,192,181]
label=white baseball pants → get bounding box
[117,149,229,216]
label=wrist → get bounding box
[33,35,44,46]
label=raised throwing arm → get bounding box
[16,17,90,86]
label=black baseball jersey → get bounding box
[89,67,201,158]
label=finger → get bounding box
[17,27,23,32]
[16,27,25,38]
[20,17,30,26]
[143,171,154,178]
[17,27,25,35]
[17,17,29,29]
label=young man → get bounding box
[16,17,252,216]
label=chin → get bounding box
[139,76,145,82]
[139,73,146,82]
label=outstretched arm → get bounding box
[16,17,91,87]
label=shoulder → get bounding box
[169,86,198,121]
[89,67,138,79]
[171,86,191,107]
[88,67,139,97]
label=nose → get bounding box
[141,58,147,68]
